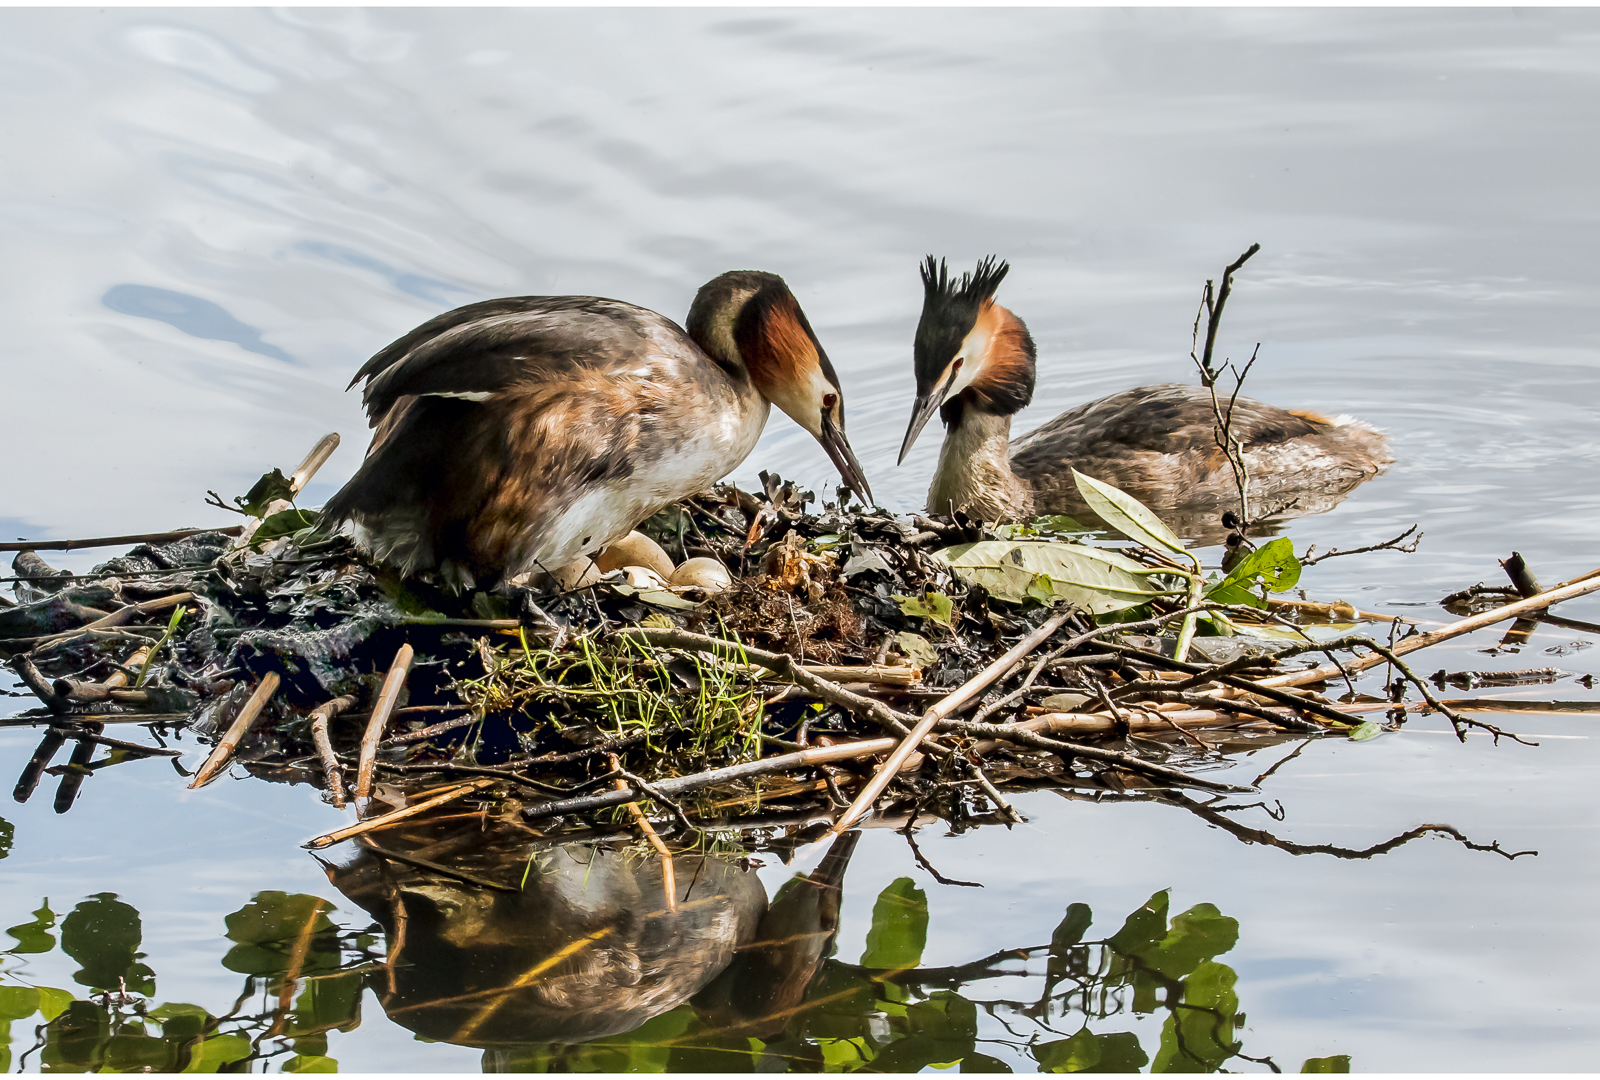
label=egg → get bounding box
[551,557,605,591]
[669,557,733,593]
[595,531,675,581]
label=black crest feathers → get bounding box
[919,255,1010,309]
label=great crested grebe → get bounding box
[322,271,872,587]
[897,257,1391,532]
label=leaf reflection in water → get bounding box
[0,785,1529,1072]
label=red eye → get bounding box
[953,358,963,370]
[822,393,837,409]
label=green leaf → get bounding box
[282,1054,339,1072]
[1037,1028,1148,1073]
[221,892,339,977]
[0,986,39,1022]
[1071,470,1191,562]
[236,469,296,517]
[936,541,1164,614]
[961,1051,1014,1071]
[1031,514,1090,536]
[60,893,155,995]
[868,992,978,1073]
[860,878,928,970]
[1302,1055,1352,1073]
[1106,890,1170,957]
[1204,536,1302,609]
[1348,721,1383,742]
[4,899,53,953]
[35,987,73,1021]
[1141,903,1240,980]
[893,592,954,627]
[1152,960,1240,1072]
[251,508,320,550]
[0,817,11,860]
[894,631,939,668]
[180,1033,252,1072]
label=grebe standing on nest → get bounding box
[323,271,872,588]
[897,257,1390,531]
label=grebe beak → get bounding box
[821,411,874,506]
[897,364,958,465]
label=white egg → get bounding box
[669,557,733,593]
[595,531,675,580]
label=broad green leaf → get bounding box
[181,1033,252,1073]
[0,986,39,1022]
[1140,903,1240,980]
[1204,536,1302,608]
[869,992,977,1073]
[222,892,339,978]
[252,508,320,550]
[1106,890,1170,957]
[860,878,928,971]
[1152,960,1240,1072]
[1037,1029,1148,1073]
[282,1054,339,1072]
[237,469,296,517]
[0,817,11,860]
[1302,1055,1352,1073]
[937,541,1164,614]
[1348,721,1383,742]
[894,631,939,667]
[5,899,55,954]
[960,1051,1014,1071]
[60,893,155,995]
[893,592,954,627]
[35,987,73,1021]
[1071,470,1190,561]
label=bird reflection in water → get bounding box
[326,824,858,1049]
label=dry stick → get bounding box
[22,592,194,649]
[188,672,280,789]
[8,654,67,712]
[825,608,1076,837]
[52,645,151,810]
[309,695,358,809]
[305,777,497,849]
[930,718,1251,793]
[522,738,899,821]
[1101,643,1352,727]
[289,433,340,494]
[0,527,245,555]
[610,753,677,913]
[1300,525,1422,567]
[13,730,68,804]
[359,837,518,894]
[45,727,182,756]
[356,645,414,801]
[1257,569,1600,690]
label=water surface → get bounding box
[3,8,1598,1072]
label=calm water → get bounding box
[3,7,1599,1072]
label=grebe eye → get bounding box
[953,358,963,370]
[822,393,837,410]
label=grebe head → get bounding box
[898,256,1036,464]
[688,271,873,504]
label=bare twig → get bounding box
[0,529,243,554]
[189,672,279,788]
[305,777,497,849]
[1300,525,1421,567]
[309,695,357,808]
[357,645,414,801]
[827,607,1076,837]
[522,738,899,822]
[610,753,677,911]
[289,433,340,494]
[1259,568,1600,689]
